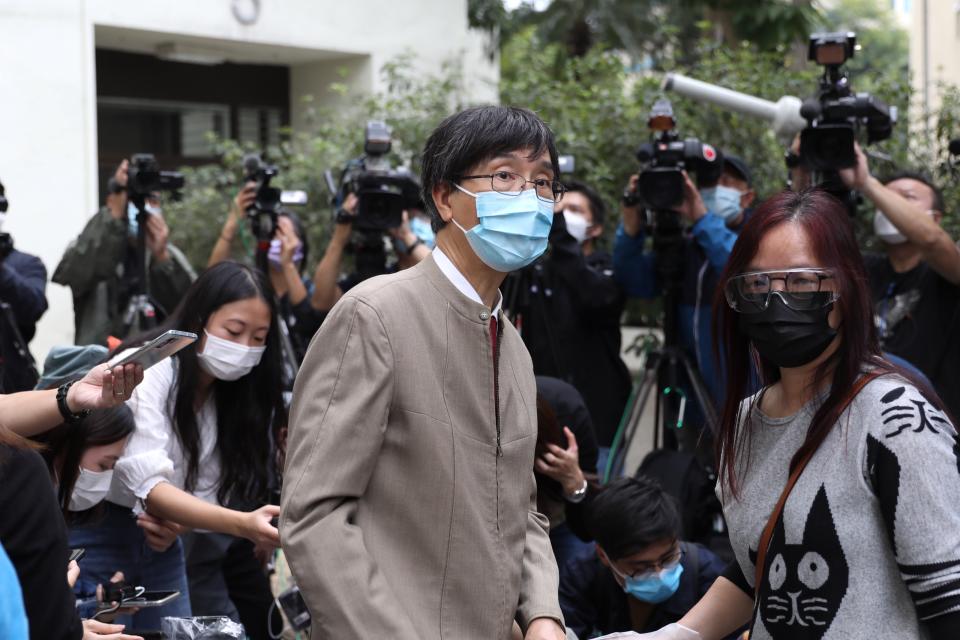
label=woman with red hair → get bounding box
[632,189,960,639]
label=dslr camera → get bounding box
[334,120,420,231]
[799,32,895,171]
[630,98,723,211]
[242,154,309,242]
[126,153,185,199]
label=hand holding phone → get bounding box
[108,330,197,371]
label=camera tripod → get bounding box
[119,196,162,339]
[605,209,717,480]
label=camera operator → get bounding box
[828,144,960,417]
[310,192,431,312]
[0,179,48,392]
[515,180,631,454]
[208,182,325,362]
[613,155,756,411]
[52,159,195,346]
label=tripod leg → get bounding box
[680,352,718,431]
[608,356,660,481]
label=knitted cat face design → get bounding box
[756,486,849,638]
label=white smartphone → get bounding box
[121,589,181,608]
[107,330,197,371]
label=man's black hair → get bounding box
[563,180,607,228]
[420,106,560,232]
[590,476,681,561]
[882,170,945,213]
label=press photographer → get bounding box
[613,100,755,443]
[52,156,195,346]
[508,177,631,455]
[0,179,48,392]
[208,155,323,364]
[311,120,429,313]
[791,142,960,418]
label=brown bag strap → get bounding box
[752,371,883,596]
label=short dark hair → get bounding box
[420,106,560,231]
[590,476,681,561]
[563,180,607,228]
[882,170,945,213]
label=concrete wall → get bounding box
[0,0,498,362]
[909,0,960,124]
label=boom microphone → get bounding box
[662,73,807,142]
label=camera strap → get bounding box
[752,370,884,599]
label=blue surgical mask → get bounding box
[700,185,743,225]
[409,215,436,249]
[127,202,162,237]
[616,562,684,604]
[451,184,553,272]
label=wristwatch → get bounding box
[564,478,589,504]
[57,380,90,424]
[405,237,424,255]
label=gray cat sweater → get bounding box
[719,375,960,639]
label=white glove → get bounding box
[595,623,703,639]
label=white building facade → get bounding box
[0,0,498,360]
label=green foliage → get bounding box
[500,26,960,245]
[163,55,465,270]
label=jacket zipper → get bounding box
[493,320,502,458]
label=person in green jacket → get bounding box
[53,159,195,345]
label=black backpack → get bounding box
[638,448,733,563]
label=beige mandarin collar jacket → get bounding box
[280,254,563,639]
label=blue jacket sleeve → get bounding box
[691,213,737,272]
[0,251,48,330]
[612,223,657,299]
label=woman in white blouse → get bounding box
[69,261,287,631]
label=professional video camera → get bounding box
[799,32,895,171]
[126,153,185,199]
[241,154,309,244]
[335,120,420,232]
[629,98,723,211]
[242,154,283,242]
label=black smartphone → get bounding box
[68,548,86,563]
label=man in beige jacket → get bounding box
[280,106,568,639]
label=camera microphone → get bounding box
[243,154,264,178]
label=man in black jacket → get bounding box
[0,180,47,392]
[510,180,631,450]
[559,476,730,639]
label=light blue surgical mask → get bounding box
[614,562,684,604]
[451,184,553,272]
[409,215,436,250]
[700,185,743,225]
[127,202,162,237]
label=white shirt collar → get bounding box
[432,247,503,316]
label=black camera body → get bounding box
[633,99,722,211]
[126,154,185,198]
[339,121,420,232]
[799,32,895,172]
[243,154,283,241]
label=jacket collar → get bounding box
[419,253,503,325]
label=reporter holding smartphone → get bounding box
[0,362,143,640]
[71,262,285,636]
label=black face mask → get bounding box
[738,293,837,368]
